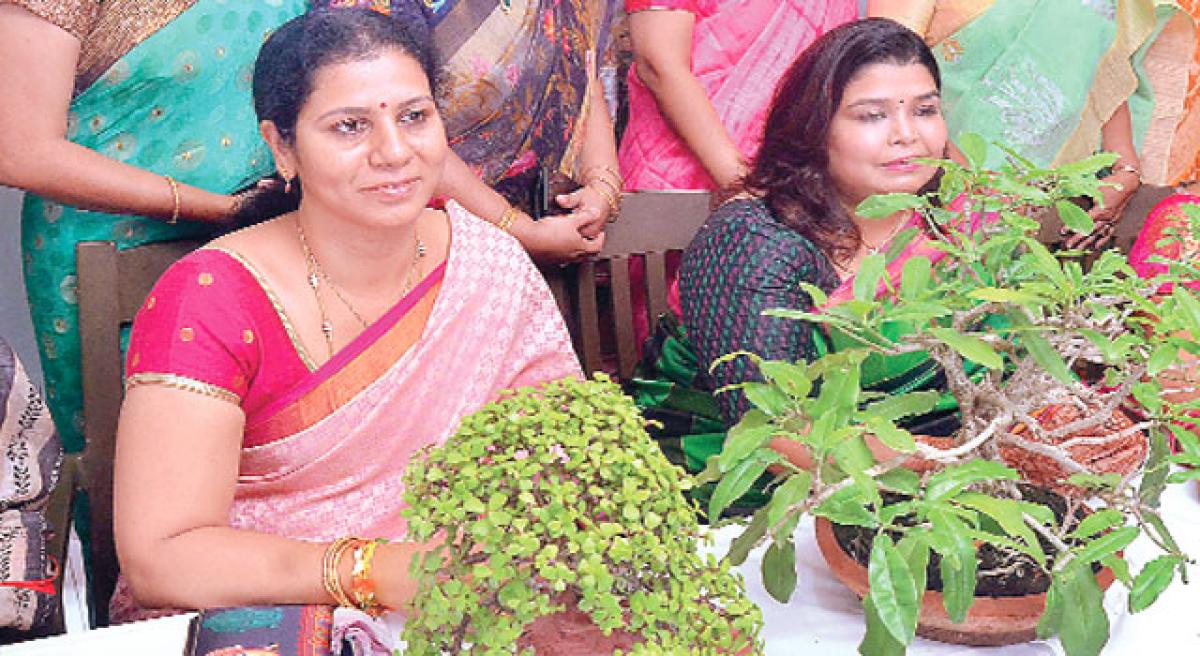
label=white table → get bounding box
[712,482,1200,655]
[9,485,1199,655]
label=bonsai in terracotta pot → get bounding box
[401,375,764,655]
[705,138,1200,656]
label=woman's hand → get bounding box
[1061,169,1140,250]
[555,183,611,238]
[509,211,606,264]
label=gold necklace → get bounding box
[860,213,910,255]
[295,217,426,357]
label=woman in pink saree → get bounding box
[110,8,578,628]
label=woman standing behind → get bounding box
[868,0,1196,246]
[618,0,857,193]
[0,1,307,454]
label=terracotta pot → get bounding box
[814,518,1115,647]
[516,594,640,655]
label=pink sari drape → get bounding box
[110,203,580,622]
[618,0,856,191]
[1129,192,1200,293]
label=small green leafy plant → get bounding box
[706,137,1199,656]
[402,375,763,655]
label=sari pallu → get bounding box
[617,0,856,192]
[1129,192,1200,291]
[14,0,306,453]
[326,0,620,212]
[109,203,581,622]
[900,0,1194,184]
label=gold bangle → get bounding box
[588,182,621,217]
[585,164,624,190]
[1114,161,1141,179]
[586,173,622,197]
[350,539,387,617]
[164,175,181,225]
[496,206,520,233]
[322,537,360,608]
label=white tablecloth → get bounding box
[709,482,1200,655]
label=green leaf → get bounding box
[954,492,1044,565]
[800,281,828,307]
[767,471,812,532]
[1130,555,1183,613]
[1068,509,1124,539]
[813,486,877,528]
[1056,562,1111,656]
[1055,152,1119,178]
[900,255,932,301]
[860,595,908,656]
[1019,331,1074,384]
[876,468,920,495]
[957,132,988,168]
[759,360,813,399]
[1037,573,1064,639]
[1140,427,1172,507]
[1070,526,1138,568]
[743,382,793,416]
[762,539,798,603]
[855,252,887,302]
[856,193,926,219]
[930,328,1003,370]
[928,510,977,623]
[1102,553,1132,587]
[719,409,774,471]
[709,447,777,519]
[1148,344,1178,376]
[868,535,920,645]
[967,287,1044,305]
[727,507,770,567]
[863,390,940,423]
[925,460,1020,502]
[865,417,917,454]
[1056,200,1095,235]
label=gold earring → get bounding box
[284,177,293,194]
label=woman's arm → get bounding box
[0,5,236,223]
[114,386,428,611]
[1062,101,1141,249]
[628,9,746,190]
[437,151,605,263]
[555,75,621,238]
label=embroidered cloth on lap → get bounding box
[108,203,581,623]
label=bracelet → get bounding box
[350,538,388,617]
[164,175,181,225]
[588,181,622,219]
[322,537,360,609]
[496,205,521,233]
[1113,161,1141,179]
[584,164,624,191]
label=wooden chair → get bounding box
[546,191,711,379]
[74,239,200,626]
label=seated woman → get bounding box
[110,8,579,625]
[639,18,953,482]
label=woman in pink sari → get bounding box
[110,8,578,628]
[618,0,857,348]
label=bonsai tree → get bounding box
[704,136,1199,656]
[401,375,764,655]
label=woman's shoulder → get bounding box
[444,201,529,261]
[701,196,822,253]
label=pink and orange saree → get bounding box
[110,203,581,623]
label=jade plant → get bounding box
[705,136,1200,656]
[401,375,763,654]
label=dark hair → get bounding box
[233,8,438,225]
[743,18,941,263]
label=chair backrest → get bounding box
[548,191,711,379]
[75,239,200,626]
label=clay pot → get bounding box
[515,593,640,655]
[814,518,1115,647]
[1001,404,1147,498]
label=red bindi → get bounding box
[379,102,388,110]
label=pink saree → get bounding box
[1129,192,1200,293]
[617,0,856,191]
[110,202,580,623]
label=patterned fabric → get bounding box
[679,198,840,424]
[321,0,621,212]
[110,203,582,623]
[618,0,856,191]
[190,605,334,656]
[1129,192,1200,291]
[921,0,1193,182]
[0,337,63,631]
[19,0,307,453]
